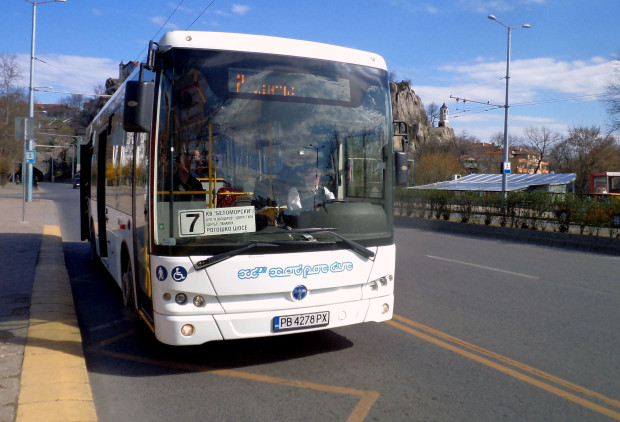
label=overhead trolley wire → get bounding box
[33,56,98,90]
[186,0,217,30]
[134,0,217,62]
[450,92,609,119]
[134,0,187,62]
[510,93,609,107]
[35,0,219,100]
[150,0,186,42]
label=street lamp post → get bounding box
[487,15,530,194]
[25,0,66,202]
[308,144,325,180]
[308,144,324,208]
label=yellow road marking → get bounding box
[394,314,620,408]
[43,224,62,236]
[94,329,137,348]
[389,315,620,421]
[98,348,378,422]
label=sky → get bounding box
[1,0,619,141]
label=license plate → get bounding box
[273,311,330,332]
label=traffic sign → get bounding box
[25,150,36,164]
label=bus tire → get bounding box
[121,251,135,309]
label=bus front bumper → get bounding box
[153,295,393,346]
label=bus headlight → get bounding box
[368,275,391,291]
[382,303,390,314]
[175,293,188,305]
[193,295,205,307]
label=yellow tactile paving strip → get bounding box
[17,225,97,422]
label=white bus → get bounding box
[80,31,409,345]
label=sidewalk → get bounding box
[0,183,96,422]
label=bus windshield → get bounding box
[153,48,392,252]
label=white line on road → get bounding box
[427,255,540,279]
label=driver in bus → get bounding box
[169,151,205,200]
[287,165,334,212]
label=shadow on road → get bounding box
[63,241,354,378]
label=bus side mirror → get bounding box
[123,81,154,133]
[393,120,408,151]
[395,151,408,186]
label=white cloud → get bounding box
[16,53,118,99]
[149,16,179,30]
[231,4,250,15]
[456,0,546,14]
[457,0,514,13]
[386,1,445,14]
[410,54,613,140]
[439,56,614,102]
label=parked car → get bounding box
[73,172,81,189]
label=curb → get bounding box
[16,206,97,422]
[394,215,620,256]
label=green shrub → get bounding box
[430,191,452,220]
[520,192,550,230]
[397,189,618,237]
[608,197,620,238]
[455,191,476,223]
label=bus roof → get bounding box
[157,31,388,71]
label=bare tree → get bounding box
[548,126,620,194]
[0,54,28,184]
[426,102,439,127]
[59,93,85,109]
[489,131,504,148]
[489,131,520,149]
[93,83,106,95]
[523,126,562,173]
[1,54,24,125]
[455,130,481,145]
[604,57,620,134]
[414,151,464,185]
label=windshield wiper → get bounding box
[194,228,375,270]
[313,230,375,260]
[194,242,280,270]
[254,227,375,260]
[193,238,337,270]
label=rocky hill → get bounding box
[390,80,456,155]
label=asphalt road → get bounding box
[45,182,620,421]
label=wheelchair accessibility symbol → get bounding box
[171,266,188,282]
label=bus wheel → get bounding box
[121,258,135,308]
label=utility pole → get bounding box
[487,15,530,195]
